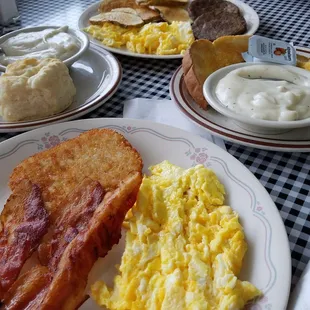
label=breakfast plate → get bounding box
[0,118,291,309]
[78,0,259,59]
[0,44,122,132]
[170,66,310,152]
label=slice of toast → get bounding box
[111,7,138,15]
[137,0,188,7]
[153,6,190,22]
[182,36,249,109]
[99,0,137,12]
[90,12,144,26]
[98,0,161,23]
[9,129,143,224]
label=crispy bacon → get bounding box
[39,172,141,310]
[38,178,105,267]
[0,172,141,310]
[0,180,48,300]
[1,266,51,310]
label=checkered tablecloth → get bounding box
[0,0,309,290]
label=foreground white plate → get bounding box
[0,118,290,309]
[78,0,259,59]
[0,44,122,132]
[170,66,310,152]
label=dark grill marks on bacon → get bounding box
[0,172,141,310]
[38,178,105,268]
[0,180,48,300]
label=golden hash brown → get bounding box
[9,129,143,223]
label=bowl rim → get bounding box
[0,25,89,71]
[203,62,310,129]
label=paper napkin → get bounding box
[123,98,226,150]
[287,261,310,310]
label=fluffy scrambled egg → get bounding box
[84,21,194,55]
[92,161,261,309]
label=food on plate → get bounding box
[85,21,194,55]
[2,173,142,309]
[1,129,143,309]
[37,178,105,266]
[92,161,261,309]
[9,129,143,223]
[215,64,310,121]
[90,11,144,27]
[0,179,48,299]
[0,26,80,66]
[137,0,188,6]
[188,0,239,21]
[192,10,246,41]
[182,36,249,109]
[0,58,76,121]
[86,0,196,55]
[153,6,190,23]
[182,35,310,110]
[188,0,247,41]
[2,265,52,309]
[98,0,161,23]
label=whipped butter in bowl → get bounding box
[203,62,310,132]
[0,25,89,71]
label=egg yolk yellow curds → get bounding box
[84,21,194,55]
[91,161,261,310]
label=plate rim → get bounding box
[0,117,291,309]
[0,44,122,132]
[77,0,259,60]
[170,65,310,152]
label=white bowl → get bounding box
[203,62,310,133]
[0,25,89,72]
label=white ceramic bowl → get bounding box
[203,62,310,133]
[0,25,89,72]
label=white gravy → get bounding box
[0,26,80,65]
[215,65,310,121]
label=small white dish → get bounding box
[0,25,89,72]
[0,44,122,132]
[203,62,310,132]
[78,0,259,59]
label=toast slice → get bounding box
[98,0,161,23]
[137,0,188,7]
[99,0,136,12]
[153,6,190,22]
[182,36,249,109]
[9,129,143,224]
[90,12,144,26]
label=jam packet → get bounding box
[242,35,297,66]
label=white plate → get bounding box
[0,44,122,132]
[78,0,259,59]
[170,66,310,152]
[0,118,290,310]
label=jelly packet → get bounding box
[242,35,297,66]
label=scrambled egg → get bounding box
[84,21,194,55]
[92,161,261,309]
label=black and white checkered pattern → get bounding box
[0,0,309,289]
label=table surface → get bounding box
[0,0,309,291]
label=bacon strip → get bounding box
[0,172,141,310]
[39,172,141,310]
[38,178,105,267]
[0,180,48,300]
